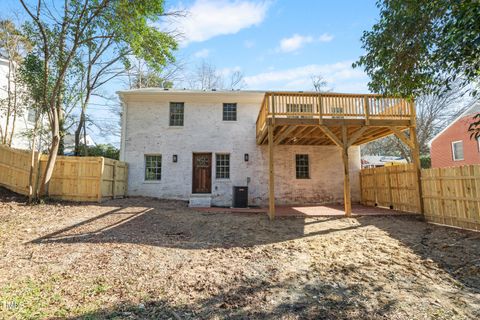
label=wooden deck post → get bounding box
[408,100,424,215]
[410,126,424,214]
[342,126,352,217]
[268,123,275,220]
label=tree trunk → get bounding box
[74,109,86,156]
[83,118,88,156]
[41,108,60,196]
[28,117,39,203]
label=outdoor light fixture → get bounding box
[244,153,249,162]
[173,155,178,163]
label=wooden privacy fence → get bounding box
[360,164,480,231]
[422,165,480,231]
[360,164,422,213]
[0,144,127,202]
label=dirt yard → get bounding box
[0,188,479,319]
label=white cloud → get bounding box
[244,40,255,48]
[218,66,242,77]
[194,48,210,58]
[244,61,369,92]
[172,0,270,45]
[318,33,334,42]
[278,34,314,53]
[277,33,334,53]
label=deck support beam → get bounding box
[409,126,424,214]
[268,124,275,220]
[341,126,352,217]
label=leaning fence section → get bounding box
[421,165,480,231]
[360,163,480,231]
[360,164,421,213]
[0,144,127,202]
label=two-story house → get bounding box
[118,89,416,217]
[0,57,38,149]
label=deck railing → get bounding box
[256,92,413,137]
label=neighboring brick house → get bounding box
[430,102,480,168]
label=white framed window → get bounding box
[451,141,464,161]
[215,153,230,179]
[145,155,162,180]
[27,108,36,123]
[223,103,237,121]
[286,103,313,119]
[477,137,480,153]
[169,102,184,126]
[295,154,310,179]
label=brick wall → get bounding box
[121,91,361,206]
[431,115,480,168]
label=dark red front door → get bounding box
[192,153,212,193]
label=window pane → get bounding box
[452,141,464,160]
[296,154,309,179]
[286,103,313,119]
[216,154,230,179]
[223,103,237,121]
[145,155,162,180]
[27,108,36,122]
[170,102,184,126]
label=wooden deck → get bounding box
[256,92,414,146]
[257,92,423,220]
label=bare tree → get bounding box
[228,70,246,90]
[362,83,476,160]
[126,57,184,89]
[188,61,247,90]
[311,74,331,92]
[189,60,224,90]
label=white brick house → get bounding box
[0,57,38,149]
[118,89,362,207]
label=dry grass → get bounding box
[0,188,479,319]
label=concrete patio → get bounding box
[196,204,417,217]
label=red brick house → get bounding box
[430,102,480,168]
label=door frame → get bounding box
[192,152,212,194]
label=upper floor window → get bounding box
[295,154,310,179]
[452,141,464,161]
[216,153,230,179]
[27,108,36,123]
[169,102,184,126]
[145,155,162,181]
[223,103,237,121]
[286,103,313,119]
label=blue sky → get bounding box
[3,0,381,144]
[168,0,379,92]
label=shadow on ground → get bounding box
[67,276,394,320]
[29,196,480,294]
[31,197,361,249]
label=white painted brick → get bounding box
[121,91,361,207]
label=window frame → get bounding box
[27,108,37,123]
[144,154,162,181]
[169,102,184,126]
[286,103,313,119]
[215,153,230,179]
[451,140,464,161]
[222,103,237,121]
[295,154,310,179]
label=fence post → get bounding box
[112,161,117,199]
[386,167,393,209]
[97,157,104,203]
